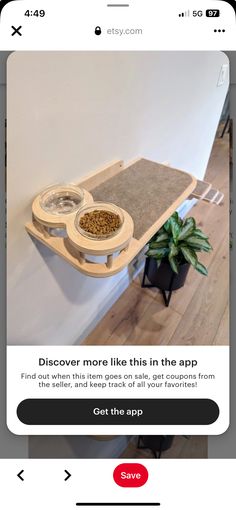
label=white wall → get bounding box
[7,51,229,346]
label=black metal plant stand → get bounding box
[221,114,230,138]
[137,436,175,459]
[141,257,175,307]
[137,436,161,458]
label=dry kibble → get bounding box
[79,210,121,236]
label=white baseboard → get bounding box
[178,198,197,217]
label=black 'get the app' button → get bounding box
[17,398,219,425]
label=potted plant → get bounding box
[142,212,212,305]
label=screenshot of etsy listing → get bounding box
[6,47,230,436]
[0,1,235,509]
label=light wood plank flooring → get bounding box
[84,134,229,346]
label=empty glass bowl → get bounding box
[39,184,85,215]
[75,202,124,240]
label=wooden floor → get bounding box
[84,134,229,346]
[121,436,208,459]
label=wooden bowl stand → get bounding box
[29,182,134,277]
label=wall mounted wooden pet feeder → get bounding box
[25,158,224,278]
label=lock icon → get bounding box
[95,26,102,36]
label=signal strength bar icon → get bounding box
[178,10,190,17]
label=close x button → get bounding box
[17,398,219,425]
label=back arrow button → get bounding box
[17,470,24,481]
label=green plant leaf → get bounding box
[155,232,169,242]
[193,228,209,240]
[149,241,169,249]
[171,212,179,221]
[171,211,183,226]
[185,236,213,252]
[181,245,202,252]
[164,218,172,234]
[178,217,196,241]
[195,261,208,276]
[151,229,166,242]
[169,242,179,258]
[170,217,180,244]
[180,246,198,267]
[147,247,169,259]
[168,255,179,273]
[164,211,181,235]
[149,215,211,275]
[149,232,169,248]
[149,234,157,243]
[146,249,159,257]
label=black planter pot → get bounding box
[146,258,190,291]
[138,435,174,458]
[142,258,190,307]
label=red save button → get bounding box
[113,463,148,488]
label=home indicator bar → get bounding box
[76,504,161,507]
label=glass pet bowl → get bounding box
[39,184,85,215]
[75,202,124,240]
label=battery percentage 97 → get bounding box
[206,9,220,17]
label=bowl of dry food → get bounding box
[39,184,85,215]
[75,202,124,240]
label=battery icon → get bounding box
[206,9,220,17]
